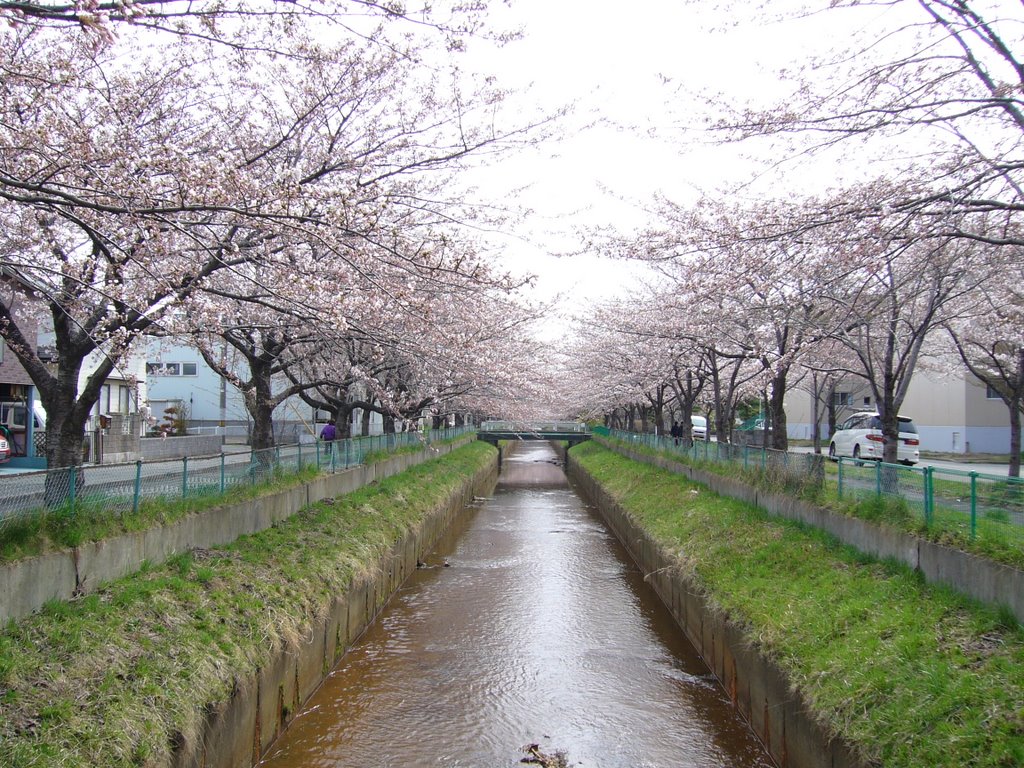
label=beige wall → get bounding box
[964,376,1011,428]
[903,372,967,425]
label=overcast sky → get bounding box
[451,0,907,309]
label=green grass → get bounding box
[0,464,322,563]
[0,436,473,564]
[601,435,1024,570]
[571,441,1024,768]
[0,441,496,767]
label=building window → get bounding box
[833,391,852,407]
[986,383,1003,400]
[863,396,871,406]
[118,385,132,414]
[147,361,197,376]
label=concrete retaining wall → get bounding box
[0,438,474,624]
[140,435,226,461]
[599,438,1024,624]
[567,453,866,768]
[173,451,498,768]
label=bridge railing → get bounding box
[478,420,588,433]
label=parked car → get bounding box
[828,411,920,465]
[0,434,11,463]
[691,415,708,441]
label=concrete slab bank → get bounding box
[566,455,866,768]
[0,438,473,624]
[172,456,498,768]
[597,438,1024,625]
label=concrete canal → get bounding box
[259,442,774,767]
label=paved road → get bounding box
[788,445,1012,478]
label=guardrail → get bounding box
[0,427,472,532]
[479,420,588,433]
[604,429,1024,542]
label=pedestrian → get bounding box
[320,418,338,455]
[671,420,681,446]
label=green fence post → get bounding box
[68,466,77,513]
[182,456,189,498]
[970,472,978,539]
[297,440,302,471]
[133,460,142,515]
[838,458,844,498]
[923,466,933,527]
[743,445,748,471]
[220,452,226,494]
[875,460,882,497]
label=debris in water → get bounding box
[416,558,451,569]
[520,743,569,767]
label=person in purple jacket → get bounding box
[320,418,338,455]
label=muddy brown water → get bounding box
[259,442,775,768]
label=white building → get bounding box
[784,370,1021,455]
[144,339,384,441]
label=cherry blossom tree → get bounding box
[703,0,1024,241]
[803,186,995,464]
[0,3,546,480]
[599,195,832,449]
[945,246,1024,476]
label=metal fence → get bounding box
[603,429,1024,542]
[0,426,471,532]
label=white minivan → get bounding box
[691,415,708,441]
[828,411,920,465]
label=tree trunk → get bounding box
[1009,401,1021,478]
[246,360,277,451]
[879,387,900,465]
[249,396,276,452]
[811,372,822,454]
[360,406,372,437]
[383,412,396,434]
[43,418,90,507]
[769,369,789,451]
[336,405,353,439]
[827,382,838,448]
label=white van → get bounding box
[691,415,708,441]
[0,401,46,431]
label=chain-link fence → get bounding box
[603,429,1024,546]
[0,426,471,535]
[606,428,827,496]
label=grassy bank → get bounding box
[1,434,474,564]
[0,464,322,563]
[601,435,1024,570]
[0,441,495,768]
[571,441,1024,768]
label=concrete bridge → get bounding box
[476,421,591,464]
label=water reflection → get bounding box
[260,442,773,768]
